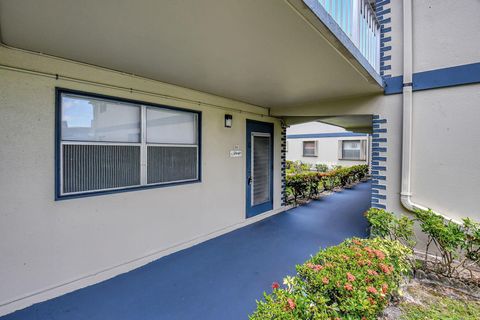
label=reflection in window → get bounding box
[61,95,141,143]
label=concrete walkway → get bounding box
[2,181,371,320]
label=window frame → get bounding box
[302,140,318,157]
[55,87,202,200]
[339,139,365,161]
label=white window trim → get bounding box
[302,140,318,157]
[338,139,367,161]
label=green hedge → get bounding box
[365,208,480,278]
[250,238,411,320]
[286,164,369,204]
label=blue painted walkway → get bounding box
[2,182,371,320]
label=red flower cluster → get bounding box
[306,262,324,272]
[286,298,296,310]
[272,282,280,290]
[367,269,378,276]
[379,263,394,274]
[352,239,363,246]
[372,249,386,260]
[358,259,373,267]
[346,272,356,282]
[366,286,378,294]
[381,283,388,294]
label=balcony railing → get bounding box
[317,0,381,73]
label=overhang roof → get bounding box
[0,0,383,108]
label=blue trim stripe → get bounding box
[286,132,367,139]
[372,203,387,209]
[372,194,387,200]
[384,62,480,95]
[372,184,387,190]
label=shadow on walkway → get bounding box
[2,181,371,320]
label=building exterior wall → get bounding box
[0,45,284,314]
[278,0,480,222]
[286,122,368,167]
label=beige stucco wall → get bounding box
[0,45,284,314]
[388,0,480,77]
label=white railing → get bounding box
[317,0,381,73]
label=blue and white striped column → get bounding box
[371,115,387,209]
[281,124,287,206]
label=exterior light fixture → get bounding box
[225,114,233,128]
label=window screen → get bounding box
[342,140,362,160]
[58,91,200,197]
[303,141,317,157]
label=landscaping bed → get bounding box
[249,206,480,319]
[381,277,480,320]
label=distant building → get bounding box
[286,122,369,167]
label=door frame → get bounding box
[246,119,274,218]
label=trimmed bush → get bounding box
[286,165,369,205]
[250,238,411,320]
[364,208,416,249]
[366,207,480,280]
[415,209,480,277]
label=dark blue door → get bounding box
[246,120,274,218]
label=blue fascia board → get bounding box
[385,62,480,95]
[287,132,367,139]
[302,0,384,87]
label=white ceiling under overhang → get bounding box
[0,0,383,109]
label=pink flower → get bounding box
[352,239,362,245]
[373,249,386,260]
[344,283,353,291]
[272,282,280,290]
[367,286,378,294]
[346,272,356,282]
[367,269,378,276]
[313,264,324,271]
[306,262,324,271]
[287,298,296,310]
[322,277,329,284]
[381,283,388,294]
[379,263,393,274]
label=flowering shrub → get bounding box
[250,238,411,320]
